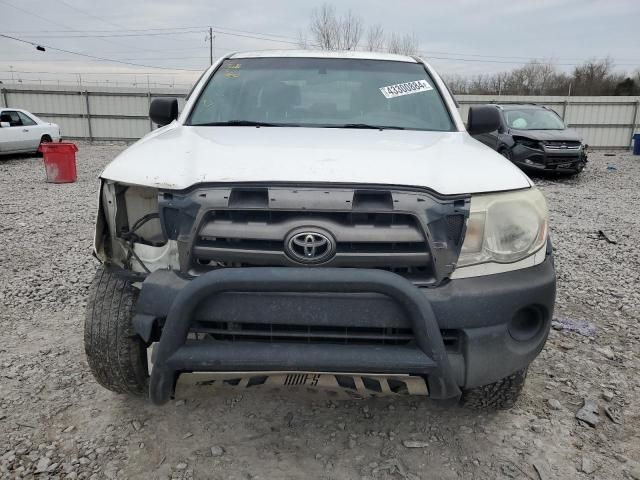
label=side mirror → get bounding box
[467,106,501,135]
[0,121,10,128]
[149,97,178,126]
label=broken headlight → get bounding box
[457,188,548,267]
[514,137,541,149]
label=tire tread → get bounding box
[461,368,527,410]
[84,266,148,395]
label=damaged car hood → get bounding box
[510,127,583,142]
[101,125,531,195]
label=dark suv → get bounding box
[472,104,587,174]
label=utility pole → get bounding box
[208,27,214,65]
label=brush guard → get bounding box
[148,268,461,405]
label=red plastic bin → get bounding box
[39,142,78,183]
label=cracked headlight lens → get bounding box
[457,188,548,267]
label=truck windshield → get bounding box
[188,57,454,131]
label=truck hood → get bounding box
[101,125,531,195]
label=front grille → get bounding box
[545,141,581,150]
[191,209,434,282]
[191,320,462,350]
[192,321,414,345]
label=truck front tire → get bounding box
[461,368,528,410]
[84,266,149,395]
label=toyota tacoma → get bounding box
[86,51,555,409]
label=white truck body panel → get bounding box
[101,125,531,194]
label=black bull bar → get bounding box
[148,268,462,405]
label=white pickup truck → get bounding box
[86,50,555,409]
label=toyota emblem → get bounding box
[285,230,336,264]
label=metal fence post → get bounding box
[1,88,8,108]
[630,100,639,149]
[148,90,152,133]
[561,100,569,121]
[84,90,93,142]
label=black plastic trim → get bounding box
[148,268,461,405]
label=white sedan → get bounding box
[0,108,61,155]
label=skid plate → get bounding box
[174,371,428,399]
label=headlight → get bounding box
[514,137,541,149]
[457,188,548,267]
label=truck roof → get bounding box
[229,49,419,63]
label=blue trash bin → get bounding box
[634,133,640,155]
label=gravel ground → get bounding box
[0,144,639,480]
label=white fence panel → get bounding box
[1,85,638,148]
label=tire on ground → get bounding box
[461,368,527,410]
[36,135,52,156]
[84,265,149,395]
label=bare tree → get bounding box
[442,74,470,94]
[438,57,629,96]
[309,3,338,50]
[365,24,385,52]
[387,32,419,55]
[297,30,310,49]
[337,10,362,50]
[386,32,401,54]
[400,33,419,56]
[572,57,619,95]
[309,3,362,50]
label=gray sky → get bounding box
[1,0,639,88]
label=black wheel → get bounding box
[84,266,149,395]
[500,148,513,161]
[36,135,52,156]
[461,368,527,410]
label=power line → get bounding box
[0,77,193,87]
[0,0,138,52]
[14,30,208,39]
[0,69,201,76]
[0,0,78,32]
[2,6,636,70]
[2,0,204,54]
[1,26,212,34]
[0,34,202,71]
[0,24,300,41]
[1,56,211,63]
[54,0,134,31]
[419,52,639,67]
[1,9,638,67]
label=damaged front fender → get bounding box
[93,180,108,263]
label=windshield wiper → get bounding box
[324,123,406,130]
[190,120,285,127]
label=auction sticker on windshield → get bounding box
[380,80,433,99]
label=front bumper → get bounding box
[512,145,587,172]
[133,253,555,405]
